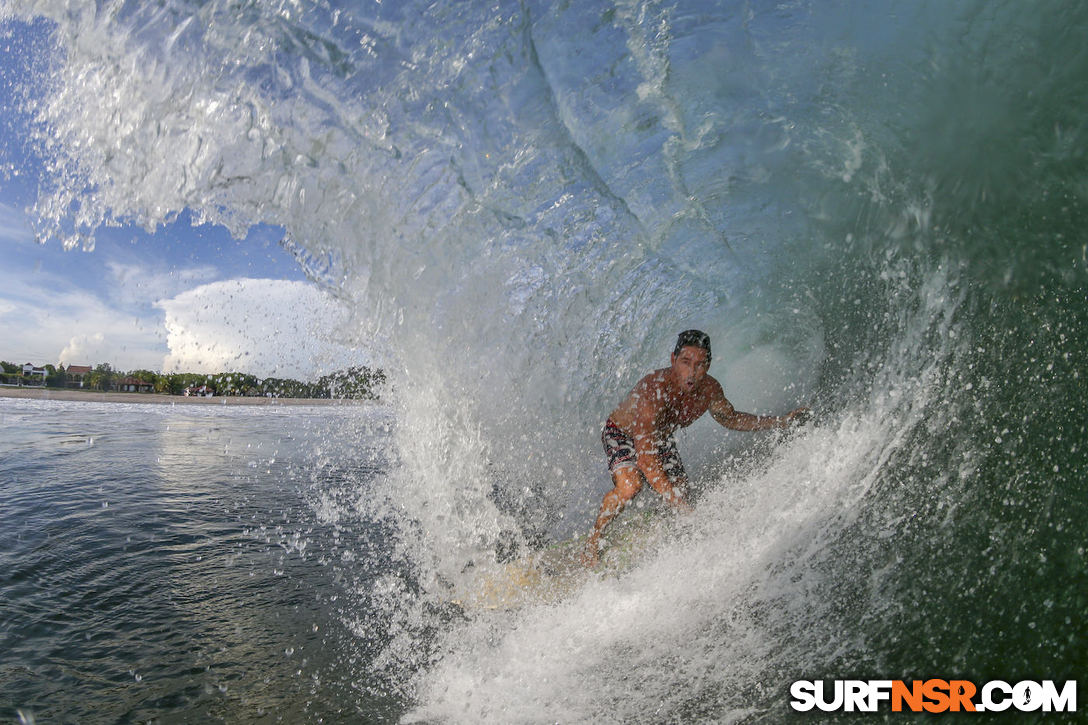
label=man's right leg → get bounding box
[582,467,642,566]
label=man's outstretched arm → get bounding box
[709,390,809,431]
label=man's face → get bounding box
[670,346,710,393]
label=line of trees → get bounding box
[0,361,386,400]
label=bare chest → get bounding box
[660,394,710,429]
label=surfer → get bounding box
[582,329,809,567]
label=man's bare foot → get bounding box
[581,539,600,568]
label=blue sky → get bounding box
[0,17,359,380]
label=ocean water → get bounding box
[1,1,1086,722]
[0,398,399,722]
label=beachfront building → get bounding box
[117,376,154,393]
[65,365,92,388]
[184,385,214,397]
[22,364,47,383]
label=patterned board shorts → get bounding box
[601,419,686,482]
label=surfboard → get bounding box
[450,509,666,612]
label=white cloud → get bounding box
[0,202,33,244]
[156,278,363,380]
[59,332,109,365]
[0,200,359,377]
[0,265,167,369]
[105,260,220,309]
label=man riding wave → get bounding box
[583,330,809,567]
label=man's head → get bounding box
[673,329,711,361]
[670,329,711,392]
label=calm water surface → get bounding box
[0,398,399,723]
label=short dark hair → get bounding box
[674,329,711,361]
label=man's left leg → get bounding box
[582,466,643,566]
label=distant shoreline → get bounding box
[0,386,364,406]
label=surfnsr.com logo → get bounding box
[790,679,1077,713]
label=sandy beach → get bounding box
[0,386,363,406]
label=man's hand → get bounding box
[785,407,812,426]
